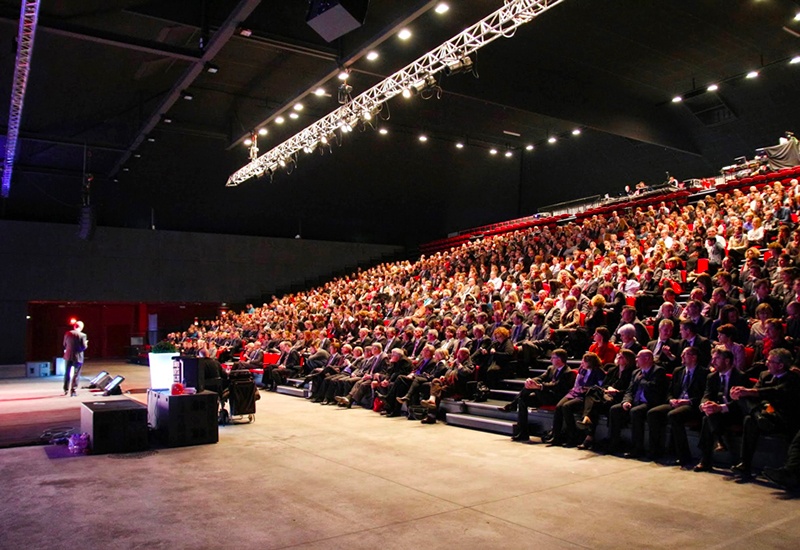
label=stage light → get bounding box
[362,111,372,121]
[398,28,412,40]
[133,153,142,158]
[379,128,388,135]
[505,150,513,158]
[435,3,450,14]
[258,128,268,136]
[278,159,286,167]
[69,318,77,324]
[275,116,285,124]
[707,84,719,92]
[314,87,326,96]
[205,63,219,74]
[548,136,557,144]
[244,138,253,146]
[289,112,299,119]
[366,51,379,61]
[456,142,464,149]
[444,55,473,76]
[572,129,581,136]
[320,135,328,144]
[122,167,130,172]
[162,116,173,124]
[147,136,155,142]
[489,148,497,155]
[294,103,304,111]
[746,70,759,79]
[181,91,193,101]
[525,144,534,151]
[795,12,800,21]
[671,95,682,103]
[419,134,428,142]
[238,28,252,37]
[338,69,350,80]
[402,88,412,99]
[791,56,800,64]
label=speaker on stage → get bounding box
[306,0,369,42]
[103,375,125,396]
[78,205,95,241]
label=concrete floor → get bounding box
[1,361,800,549]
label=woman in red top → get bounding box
[588,326,618,366]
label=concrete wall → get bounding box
[0,220,403,363]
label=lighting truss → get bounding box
[2,0,41,198]
[226,0,566,186]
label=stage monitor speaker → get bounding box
[78,205,95,241]
[88,371,110,388]
[306,0,369,42]
[103,375,125,396]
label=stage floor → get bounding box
[1,362,800,549]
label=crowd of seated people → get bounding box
[170,174,800,490]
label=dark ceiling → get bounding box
[2,0,800,246]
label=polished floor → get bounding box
[1,361,799,549]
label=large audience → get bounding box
[168,175,800,491]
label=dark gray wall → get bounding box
[0,220,402,363]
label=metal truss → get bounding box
[227,0,565,187]
[2,0,41,198]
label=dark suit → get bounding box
[514,365,575,438]
[680,335,712,369]
[647,338,681,372]
[744,294,782,319]
[608,366,668,454]
[697,368,748,466]
[646,365,708,461]
[551,367,606,444]
[737,369,800,473]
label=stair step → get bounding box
[276,385,308,398]
[445,413,516,435]
[489,388,518,400]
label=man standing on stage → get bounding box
[63,320,88,397]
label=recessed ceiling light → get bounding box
[402,88,412,99]
[795,12,800,21]
[791,56,800,64]
[244,139,252,146]
[671,95,683,103]
[379,128,388,135]
[505,150,513,158]
[503,130,521,137]
[548,136,557,144]
[525,144,534,151]
[489,148,498,155]
[572,129,581,136]
[419,134,428,142]
[746,70,759,79]
[205,63,219,74]
[314,87,326,96]
[707,84,719,92]
[275,116,285,124]
[456,142,464,149]
[366,51,379,61]
[398,28,412,40]
[122,167,130,172]
[435,3,450,14]
[258,128,268,136]
[289,112,299,119]
[338,70,350,80]
[162,117,172,124]
[133,153,141,158]
[182,92,193,101]
[147,136,155,142]
[293,103,303,111]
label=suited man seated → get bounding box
[647,319,681,373]
[500,348,575,443]
[646,346,708,465]
[679,320,712,370]
[694,348,748,473]
[607,349,668,458]
[617,324,643,354]
[728,348,800,481]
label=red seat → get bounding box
[696,258,708,273]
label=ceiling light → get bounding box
[362,111,372,121]
[293,103,304,111]
[182,92,193,101]
[791,56,800,64]
[402,88,412,99]
[571,129,581,136]
[147,136,155,142]
[278,159,286,167]
[258,128,268,136]
[133,153,141,158]
[503,130,521,137]
[338,69,350,80]
[525,144,534,151]
[398,28,412,40]
[379,128,388,135]
[456,142,464,149]
[303,146,312,154]
[489,148,497,155]
[671,95,682,103]
[289,112,299,119]
[205,63,219,74]
[795,12,800,21]
[707,84,719,92]
[244,138,253,146]
[435,3,450,14]
[366,51,379,61]
[275,116,285,124]
[746,70,759,79]
[314,87,326,96]
[444,55,473,76]
[419,134,428,142]
[320,135,328,144]
[505,150,513,158]
[548,136,557,144]
[238,28,252,37]
[162,117,173,124]
[122,167,130,172]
